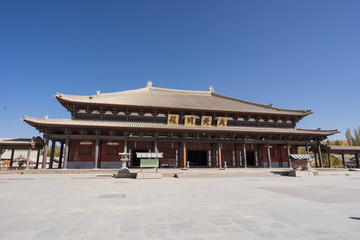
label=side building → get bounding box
[22,81,338,169]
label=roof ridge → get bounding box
[211,92,312,114]
[0,137,32,140]
[55,86,211,99]
[55,87,151,99]
[150,86,210,95]
[53,85,312,116]
[97,87,150,97]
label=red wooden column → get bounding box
[58,142,64,168]
[243,143,247,168]
[94,138,100,169]
[355,152,360,168]
[266,142,271,168]
[257,144,261,167]
[10,149,15,167]
[124,139,128,152]
[153,140,158,153]
[63,137,69,169]
[305,142,309,154]
[25,148,31,170]
[235,144,240,167]
[317,144,323,168]
[49,140,56,169]
[277,145,282,167]
[286,143,291,168]
[328,150,332,168]
[218,143,222,168]
[211,143,216,168]
[35,149,40,169]
[124,139,128,167]
[182,142,187,170]
[42,138,49,169]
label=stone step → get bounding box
[136,172,162,179]
[173,172,276,178]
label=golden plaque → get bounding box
[184,115,196,126]
[167,114,179,125]
[217,117,228,127]
[201,116,212,127]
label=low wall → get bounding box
[100,162,122,169]
[67,162,94,169]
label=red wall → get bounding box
[101,140,125,162]
[158,142,179,167]
[72,140,95,162]
[260,144,296,163]
[71,139,298,165]
[221,143,236,167]
[72,139,125,162]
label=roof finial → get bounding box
[147,81,153,88]
[96,90,100,96]
[209,86,215,93]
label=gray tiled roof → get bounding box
[0,138,34,146]
[329,145,360,151]
[22,116,338,136]
[54,85,312,116]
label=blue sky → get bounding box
[0,0,359,140]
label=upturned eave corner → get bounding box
[54,92,63,98]
[305,109,313,115]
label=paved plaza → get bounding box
[0,170,360,240]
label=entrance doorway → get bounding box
[132,150,147,167]
[188,150,207,167]
[246,151,256,167]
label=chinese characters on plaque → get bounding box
[167,114,179,125]
[184,115,196,126]
[201,116,212,127]
[217,117,228,127]
[167,114,227,127]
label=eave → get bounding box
[22,116,338,137]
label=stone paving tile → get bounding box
[1,172,360,239]
[241,223,262,232]
[86,234,121,240]
[120,223,144,233]
[143,228,173,239]
[34,228,66,240]
[191,224,224,235]
[2,231,39,240]
[118,231,146,240]
[173,236,205,240]
[168,221,196,237]
[226,232,262,240]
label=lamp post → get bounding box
[118,152,130,173]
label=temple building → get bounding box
[0,137,43,169]
[22,81,338,169]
